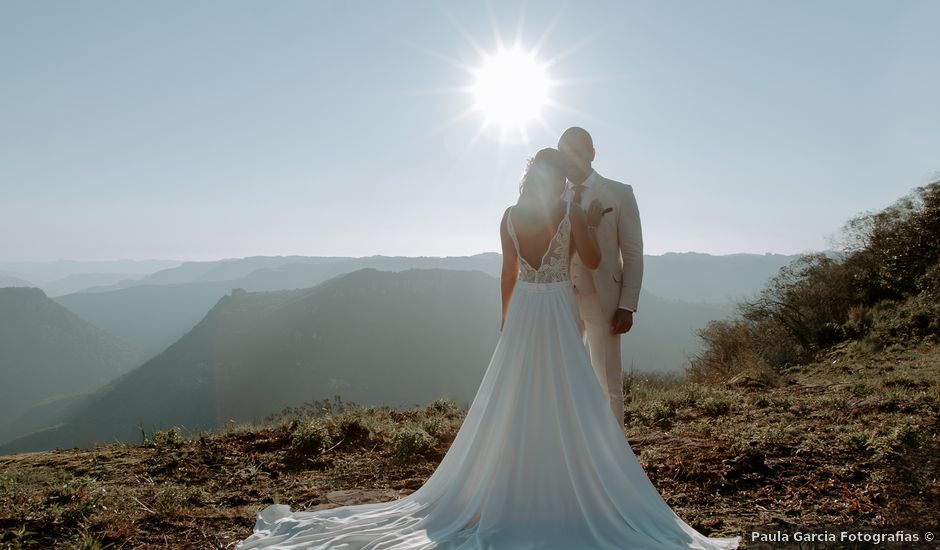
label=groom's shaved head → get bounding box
[558,126,595,183]
[559,127,593,151]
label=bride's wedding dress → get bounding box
[235,201,740,549]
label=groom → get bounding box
[559,127,643,425]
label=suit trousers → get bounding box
[573,287,624,425]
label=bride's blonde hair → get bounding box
[518,148,568,198]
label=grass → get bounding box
[0,344,937,548]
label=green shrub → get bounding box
[393,424,436,461]
[886,418,922,451]
[290,419,333,455]
[425,398,462,418]
[700,395,733,417]
[151,427,184,448]
[840,429,874,453]
[862,295,940,350]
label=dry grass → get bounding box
[1,345,937,548]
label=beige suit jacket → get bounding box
[569,173,644,323]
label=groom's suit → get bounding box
[564,170,643,424]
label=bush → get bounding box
[150,427,184,448]
[916,260,940,302]
[700,395,733,417]
[840,182,940,303]
[335,415,372,445]
[861,294,940,350]
[740,253,855,357]
[290,419,333,455]
[425,398,462,418]
[688,319,770,382]
[393,424,436,461]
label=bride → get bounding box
[235,148,741,549]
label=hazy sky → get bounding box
[2,0,938,262]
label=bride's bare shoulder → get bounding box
[501,204,516,222]
[499,205,515,232]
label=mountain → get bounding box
[53,255,505,361]
[52,251,791,364]
[81,252,807,302]
[0,269,502,453]
[1,268,734,454]
[80,255,349,292]
[0,259,183,287]
[0,274,35,288]
[80,254,502,293]
[55,280,241,363]
[41,272,147,297]
[641,252,810,304]
[622,296,732,371]
[0,287,141,445]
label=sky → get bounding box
[2,0,938,262]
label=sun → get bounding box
[471,47,551,133]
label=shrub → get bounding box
[740,253,855,358]
[688,319,760,382]
[153,484,187,515]
[393,424,436,461]
[700,395,733,417]
[840,182,940,303]
[425,398,462,418]
[290,419,333,455]
[336,415,372,445]
[862,294,940,350]
[151,427,184,448]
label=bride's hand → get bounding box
[586,199,612,228]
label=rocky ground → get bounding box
[1,341,937,549]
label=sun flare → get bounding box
[471,48,550,132]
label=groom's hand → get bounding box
[611,308,634,334]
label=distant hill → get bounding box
[622,296,732,371]
[81,254,502,293]
[41,272,147,297]
[0,274,35,288]
[54,252,794,364]
[54,254,507,361]
[0,268,733,453]
[641,252,817,304]
[0,259,183,287]
[80,255,351,291]
[55,280,241,363]
[81,252,808,302]
[6,252,818,303]
[0,269,501,453]
[0,287,140,446]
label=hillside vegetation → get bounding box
[690,181,940,384]
[1,182,937,549]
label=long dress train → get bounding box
[235,200,740,549]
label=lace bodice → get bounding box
[506,201,572,284]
